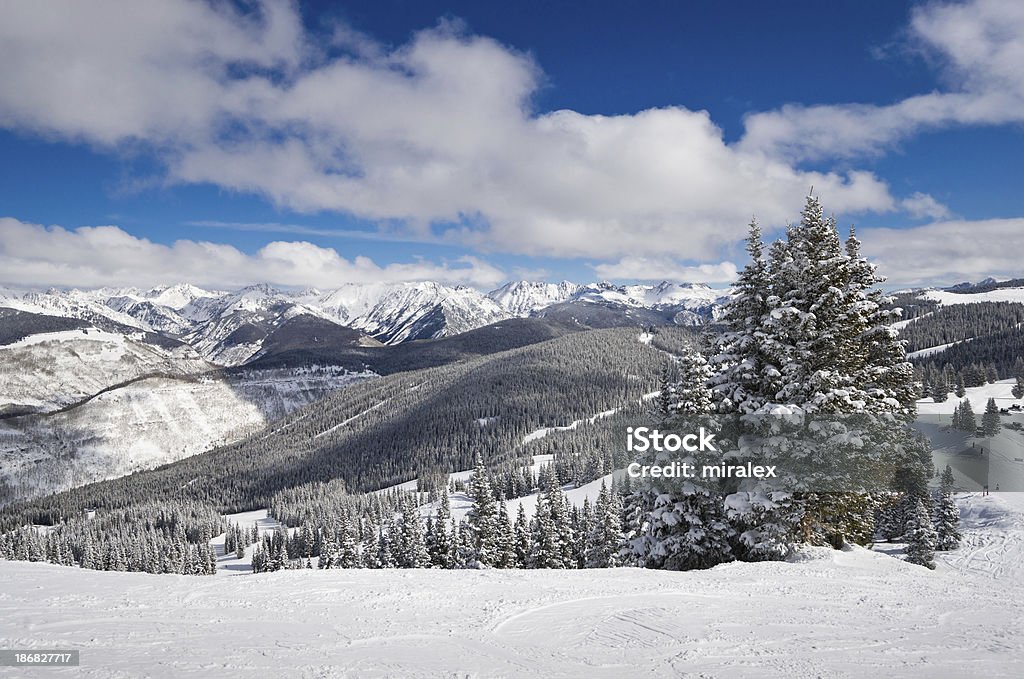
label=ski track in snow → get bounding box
[520,390,659,446]
[1,492,1023,677]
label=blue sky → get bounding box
[0,0,1022,290]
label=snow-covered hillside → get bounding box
[2,492,1021,677]
[0,369,376,503]
[925,286,1024,306]
[0,327,210,414]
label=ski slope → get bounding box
[916,378,1020,415]
[1,493,1021,677]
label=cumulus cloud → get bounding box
[1,0,1020,283]
[0,0,902,262]
[0,218,506,289]
[590,257,739,284]
[861,218,1024,286]
[900,192,952,220]
[739,0,1024,162]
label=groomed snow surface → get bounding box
[2,493,1022,678]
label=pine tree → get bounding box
[933,465,961,551]
[711,219,774,414]
[707,195,919,551]
[632,335,740,569]
[903,497,937,569]
[377,528,395,569]
[513,503,530,568]
[428,489,456,568]
[465,455,500,567]
[455,521,476,568]
[494,501,516,568]
[930,375,949,403]
[982,398,1001,437]
[319,529,338,569]
[585,482,624,568]
[336,513,360,568]
[361,523,381,568]
[671,348,714,416]
[529,485,573,569]
[955,374,966,398]
[1013,376,1024,400]
[954,398,976,432]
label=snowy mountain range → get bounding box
[0,280,734,366]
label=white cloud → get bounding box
[0,0,900,262]
[739,0,1024,162]
[861,217,1024,286]
[590,257,739,284]
[0,218,506,289]
[1,0,1019,280]
[900,192,952,220]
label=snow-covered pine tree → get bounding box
[319,528,338,569]
[361,523,381,568]
[933,465,961,551]
[394,493,429,568]
[711,195,920,551]
[903,497,937,569]
[982,398,1001,437]
[428,488,456,568]
[336,512,360,568]
[455,520,476,568]
[585,482,624,568]
[465,455,500,567]
[630,340,737,569]
[377,527,395,568]
[955,374,966,398]
[513,503,530,568]
[672,348,715,415]
[529,483,573,568]
[495,501,516,568]
[711,219,775,414]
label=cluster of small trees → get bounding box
[952,397,1002,436]
[0,503,222,575]
[878,465,961,569]
[921,363,1001,403]
[250,456,627,572]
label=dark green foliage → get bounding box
[903,497,937,569]
[933,465,961,552]
[899,302,1024,354]
[982,398,1001,437]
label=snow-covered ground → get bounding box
[924,286,1024,306]
[916,378,1021,415]
[914,380,1024,492]
[1,493,1021,677]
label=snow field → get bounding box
[2,493,1022,678]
